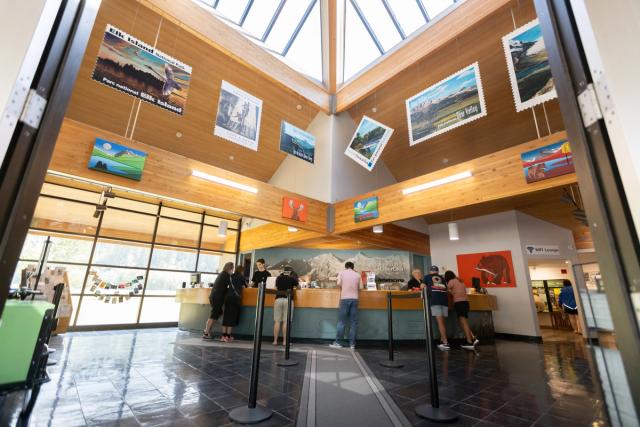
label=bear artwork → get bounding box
[475,255,511,285]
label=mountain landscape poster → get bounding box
[354,196,379,223]
[88,138,147,181]
[344,116,393,171]
[280,121,315,163]
[214,80,263,151]
[92,24,191,115]
[521,139,574,183]
[406,62,486,145]
[502,18,557,111]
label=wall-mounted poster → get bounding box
[282,196,307,222]
[280,121,315,164]
[502,19,557,112]
[92,24,191,115]
[344,116,393,171]
[88,138,147,181]
[520,139,574,183]
[456,250,516,288]
[354,196,379,223]
[214,80,262,151]
[406,62,486,145]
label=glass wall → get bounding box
[13,182,240,328]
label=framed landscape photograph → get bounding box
[92,24,191,115]
[214,80,263,151]
[344,116,393,171]
[456,250,516,288]
[280,121,315,164]
[88,138,147,181]
[521,139,574,183]
[282,196,307,222]
[406,62,486,145]
[354,196,379,223]
[502,18,557,112]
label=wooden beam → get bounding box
[50,119,329,232]
[343,224,430,255]
[239,223,325,252]
[137,0,331,112]
[323,0,338,94]
[334,0,512,112]
[332,131,576,233]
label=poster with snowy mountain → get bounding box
[88,138,147,181]
[502,19,557,112]
[255,248,411,288]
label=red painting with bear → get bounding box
[456,250,516,288]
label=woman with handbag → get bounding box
[221,265,247,342]
[202,262,234,340]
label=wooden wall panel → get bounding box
[332,131,576,234]
[346,0,565,183]
[50,119,329,232]
[65,0,321,183]
[239,224,325,253]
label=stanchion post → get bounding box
[229,282,273,424]
[379,292,403,368]
[277,289,298,367]
[415,287,457,423]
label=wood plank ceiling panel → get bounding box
[347,0,565,183]
[65,0,320,183]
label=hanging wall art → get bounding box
[280,121,315,164]
[345,116,393,171]
[214,80,263,151]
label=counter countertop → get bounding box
[175,288,498,311]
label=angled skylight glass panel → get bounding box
[241,0,282,40]
[215,0,250,24]
[421,0,456,20]
[343,0,382,81]
[265,0,314,54]
[355,0,402,52]
[285,1,323,81]
[385,0,427,35]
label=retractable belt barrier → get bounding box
[379,292,421,369]
[415,287,458,423]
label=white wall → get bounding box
[429,210,579,337]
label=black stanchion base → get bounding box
[228,405,273,424]
[277,359,299,367]
[379,359,404,368]
[415,404,458,423]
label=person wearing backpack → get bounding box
[273,265,298,346]
[424,266,450,351]
[221,265,247,342]
[203,262,234,340]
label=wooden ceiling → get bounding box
[347,0,566,183]
[64,0,320,183]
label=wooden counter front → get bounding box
[176,288,497,311]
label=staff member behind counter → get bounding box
[407,268,425,290]
[250,258,271,287]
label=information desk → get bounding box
[176,288,498,341]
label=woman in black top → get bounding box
[222,265,247,342]
[203,262,234,340]
[407,268,425,291]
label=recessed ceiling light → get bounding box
[373,225,383,234]
[229,155,235,160]
[192,170,258,194]
[176,131,183,138]
[372,107,377,113]
[296,104,302,110]
[402,171,473,195]
[288,226,298,232]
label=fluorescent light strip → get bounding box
[192,170,258,194]
[402,171,473,195]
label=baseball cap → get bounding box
[429,266,439,273]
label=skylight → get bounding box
[198,0,461,87]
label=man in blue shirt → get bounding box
[559,279,581,335]
[424,266,450,350]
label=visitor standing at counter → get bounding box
[559,279,581,334]
[407,268,425,291]
[203,262,234,340]
[330,262,363,350]
[221,265,246,342]
[424,266,450,351]
[444,270,479,350]
[273,266,298,346]
[250,258,271,287]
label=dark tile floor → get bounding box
[0,329,306,427]
[359,336,611,426]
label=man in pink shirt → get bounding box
[330,262,363,349]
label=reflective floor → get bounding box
[359,337,610,426]
[0,329,305,426]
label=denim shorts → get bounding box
[431,304,448,317]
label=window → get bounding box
[48,235,94,263]
[198,251,236,273]
[19,233,48,261]
[201,226,237,252]
[155,218,200,248]
[100,210,156,242]
[150,246,197,271]
[145,270,192,296]
[32,197,98,235]
[139,297,180,323]
[92,239,151,268]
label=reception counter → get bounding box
[176,288,498,341]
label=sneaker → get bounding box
[473,338,480,347]
[329,342,343,349]
[227,335,235,342]
[350,345,356,350]
[202,333,213,340]
[437,343,450,351]
[220,335,228,342]
[461,343,475,350]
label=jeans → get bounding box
[335,299,359,346]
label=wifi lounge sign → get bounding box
[525,245,561,256]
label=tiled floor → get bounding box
[359,337,610,426]
[0,329,306,427]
